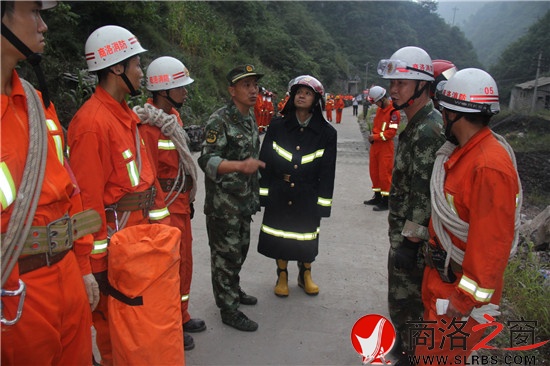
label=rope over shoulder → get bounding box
[430,134,523,268]
[133,103,198,204]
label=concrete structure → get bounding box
[509,76,550,113]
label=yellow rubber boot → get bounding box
[297,262,319,296]
[274,259,289,297]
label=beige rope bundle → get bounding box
[133,103,198,205]
[430,133,523,269]
[1,80,48,287]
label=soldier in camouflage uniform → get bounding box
[377,47,445,365]
[198,64,265,332]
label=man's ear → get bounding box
[228,85,236,97]
[110,63,124,76]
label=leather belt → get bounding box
[158,175,192,193]
[111,187,156,212]
[18,250,70,275]
[0,209,102,257]
[423,243,463,274]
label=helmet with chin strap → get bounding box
[377,46,434,110]
[368,86,386,103]
[146,56,193,91]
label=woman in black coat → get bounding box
[257,75,337,296]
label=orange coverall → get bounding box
[1,71,93,365]
[254,93,264,131]
[325,98,334,122]
[277,95,289,116]
[416,128,519,364]
[139,99,194,325]
[369,104,399,197]
[334,97,345,123]
[67,85,170,365]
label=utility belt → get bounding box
[105,187,156,224]
[0,209,102,275]
[158,175,193,193]
[423,241,463,283]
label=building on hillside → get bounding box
[509,76,550,113]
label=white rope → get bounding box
[1,80,48,287]
[133,103,198,204]
[430,132,523,268]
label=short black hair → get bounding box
[1,1,15,18]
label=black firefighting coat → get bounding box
[257,112,337,262]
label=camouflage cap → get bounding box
[227,64,264,85]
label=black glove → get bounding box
[394,237,420,270]
[190,202,195,220]
[93,270,110,295]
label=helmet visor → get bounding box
[378,59,434,79]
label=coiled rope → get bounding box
[1,80,48,287]
[133,103,197,205]
[430,133,523,270]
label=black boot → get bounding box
[364,192,382,205]
[373,196,389,211]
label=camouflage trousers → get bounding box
[387,241,425,355]
[206,215,252,312]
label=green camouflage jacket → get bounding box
[198,101,261,218]
[388,100,445,244]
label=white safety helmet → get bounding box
[368,86,386,103]
[377,46,434,81]
[146,56,194,91]
[438,68,500,115]
[85,25,147,72]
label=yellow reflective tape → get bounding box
[273,142,292,162]
[389,123,399,129]
[126,160,140,187]
[261,224,320,241]
[458,275,495,302]
[301,149,324,164]
[445,192,458,215]
[158,139,176,150]
[259,187,269,196]
[181,294,189,302]
[381,122,387,131]
[91,239,109,254]
[45,119,64,164]
[0,162,16,210]
[380,132,387,141]
[317,196,332,207]
[122,149,133,159]
[516,193,520,208]
[149,207,170,220]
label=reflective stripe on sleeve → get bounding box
[259,187,269,196]
[317,196,332,207]
[301,149,324,164]
[91,239,109,254]
[273,142,292,162]
[46,119,64,164]
[149,207,170,221]
[458,274,495,303]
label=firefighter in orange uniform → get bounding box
[1,1,101,364]
[325,95,334,122]
[278,92,289,116]
[264,91,275,130]
[134,56,206,351]
[254,87,265,132]
[67,25,171,365]
[363,86,399,211]
[416,69,521,364]
[334,95,345,123]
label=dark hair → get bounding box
[1,1,14,18]
[463,112,491,126]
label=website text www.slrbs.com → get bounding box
[407,354,538,365]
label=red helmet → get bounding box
[431,60,458,98]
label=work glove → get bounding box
[394,237,420,270]
[467,304,501,324]
[83,273,100,311]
